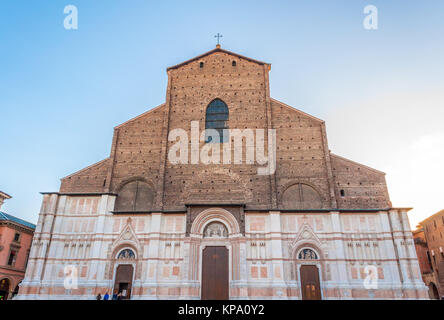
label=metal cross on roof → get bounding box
[214,33,223,45]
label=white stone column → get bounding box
[182,237,191,282]
[38,194,59,284]
[269,211,286,296]
[388,210,412,288]
[145,212,162,296]
[239,238,248,285]
[330,211,350,298]
[379,211,402,286]
[91,195,114,290]
[399,210,428,295]
[48,196,67,281]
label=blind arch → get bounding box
[114,180,154,212]
[281,183,323,209]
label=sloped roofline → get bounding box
[0,211,36,230]
[330,153,386,175]
[115,103,165,129]
[61,158,110,180]
[167,46,270,71]
[412,227,424,234]
[270,98,325,123]
[418,209,444,225]
[61,103,166,181]
[0,191,11,199]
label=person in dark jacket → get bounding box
[96,293,102,300]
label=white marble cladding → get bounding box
[16,193,428,300]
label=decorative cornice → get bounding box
[185,203,246,207]
[0,221,35,234]
[40,192,117,196]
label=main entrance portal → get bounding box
[300,265,322,300]
[114,264,133,299]
[201,246,229,300]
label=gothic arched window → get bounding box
[205,99,229,143]
[114,180,154,212]
[298,248,318,260]
[117,248,136,260]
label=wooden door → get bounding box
[201,246,229,300]
[114,264,133,299]
[0,278,10,300]
[300,265,321,300]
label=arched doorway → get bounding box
[0,278,10,300]
[113,248,136,300]
[202,246,229,300]
[297,248,322,300]
[114,264,134,300]
[190,208,241,300]
[428,282,439,300]
[201,222,229,300]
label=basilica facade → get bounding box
[17,46,428,299]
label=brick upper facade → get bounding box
[59,47,391,212]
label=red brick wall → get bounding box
[57,49,392,211]
[108,105,166,195]
[413,230,432,274]
[331,154,391,209]
[162,51,272,209]
[60,158,110,193]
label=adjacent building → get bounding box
[413,209,444,299]
[17,46,427,299]
[0,191,36,300]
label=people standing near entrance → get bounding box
[103,292,109,300]
[117,292,123,300]
[96,293,102,300]
[112,291,118,300]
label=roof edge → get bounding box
[0,191,12,199]
[40,192,117,196]
[418,208,444,225]
[0,212,36,230]
[270,98,325,123]
[115,103,166,129]
[166,47,270,71]
[330,153,386,175]
[61,158,110,180]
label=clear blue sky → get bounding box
[1,1,443,228]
